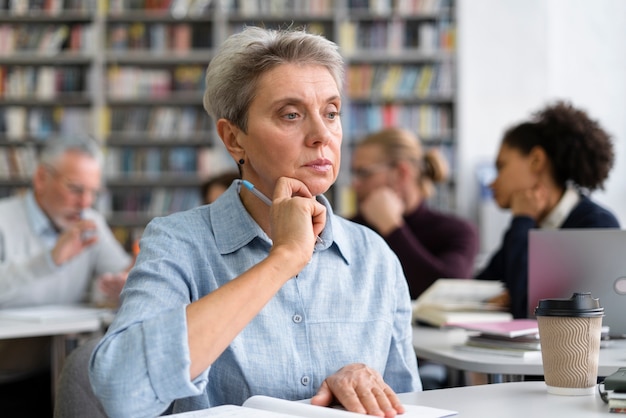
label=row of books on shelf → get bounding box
[347,0,452,14]
[106,105,211,138]
[0,144,35,178]
[0,0,95,14]
[108,0,212,15]
[0,23,93,55]
[0,106,92,139]
[347,63,453,100]
[0,106,211,140]
[0,65,87,99]
[345,103,451,141]
[225,0,450,15]
[339,19,454,54]
[227,0,331,16]
[1,141,232,187]
[106,0,451,16]
[103,187,202,219]
[104,146,201,176]
[108,22,210,52]
[107,65,205,99]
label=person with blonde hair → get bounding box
[351,127,479,299]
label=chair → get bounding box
[53,337,107,418]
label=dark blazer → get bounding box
[475,195,620,318]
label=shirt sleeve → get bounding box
[89,217,209,418]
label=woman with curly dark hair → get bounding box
[475,101,620,318]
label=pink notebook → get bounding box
[445,319,539,338]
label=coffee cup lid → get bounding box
[534,292,604,317]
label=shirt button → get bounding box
[301,375,310,386]
[292,314,302,323]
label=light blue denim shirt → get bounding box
[90,183,421,418]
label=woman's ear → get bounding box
[217,119,244,161]
[529,146,548,173]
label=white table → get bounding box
[413,325,626,382]
[398,381,612,417]
[0,306,110,401]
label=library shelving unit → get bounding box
[0,0,456,247]
[101,5,221,247]
[0,3,96,197]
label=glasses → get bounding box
[45,165,101,200]
[350,162,393,181]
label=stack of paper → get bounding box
[412,279,513,327]
[447,319,542,358]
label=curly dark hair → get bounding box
[502,100,614,191]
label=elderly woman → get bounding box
[89,26,421,417]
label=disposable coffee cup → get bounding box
[534,292,604,395]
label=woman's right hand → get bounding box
[359,187,404,236]
[510,183,549,220]
[268,177,327,270]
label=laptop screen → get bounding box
[528,229,626,336]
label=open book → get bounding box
[412,279,512,327]
[169,395,457,417]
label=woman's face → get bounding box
[237,63,342,197]
[490,142,537,209]
[350,144,395,203]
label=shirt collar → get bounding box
[25,190,58,238]
[540,185,580,229]
[210,181,349,264]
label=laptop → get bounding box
[528,229,626,336]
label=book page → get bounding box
[244,395,457,418]
[167,396,457,417]
[168,404,301,417]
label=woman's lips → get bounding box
[305,158,332,172]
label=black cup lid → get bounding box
[534,292,604,317]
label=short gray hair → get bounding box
[203,26,344,133]
[39,135,103,168]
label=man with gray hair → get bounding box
[0,135,132,416]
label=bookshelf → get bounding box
[0,0,456,247]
